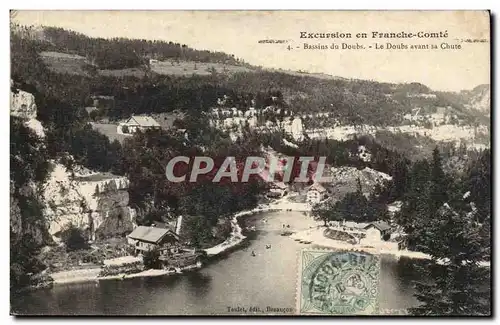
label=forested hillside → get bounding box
[11,24,485,128]
[13,24,248,69]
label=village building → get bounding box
[306,182,328,205]
[127,225,180,254]
[117,115,161,134]
[267,181,288,198]
[363,221,392,241]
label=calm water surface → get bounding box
[11,213,420,315]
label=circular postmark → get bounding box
[301,251,379,315]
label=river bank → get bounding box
[36,200,489,289]
[12,208,489,315]
[46,204,285,287]
[290,225,491,267]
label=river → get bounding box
[11,211,421,315]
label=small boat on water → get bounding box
[281,231,294,236]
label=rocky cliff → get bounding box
[464,84,490,114]
[10,85,136,243]
[10,86,45,137]
[327,166,392,199]
[43,163,136,242]
[10,86,50,248]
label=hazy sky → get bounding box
[13,10,490,91]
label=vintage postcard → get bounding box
[10,10,491,316]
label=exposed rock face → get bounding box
[10,87,45,137]
[10,86,51,247]
[10,88,37,119]
[327,166,392,198]
[43,163,136,242]
[464,84,490,113]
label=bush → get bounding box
[98,261,143,277]
[61,225,89,252]
[89,110,99,121]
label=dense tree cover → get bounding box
[307,141,490,257]
[11,24,479,128]
[308,143,490,315]
[408,196,491,315]
[14,24,245,69]
[312,178,390,225]
[11,25,269,262]
[394,148,491,315]
[120,110,267,228]
[269,134,410,183]
[46,124,124,173]
[396,148,490,252]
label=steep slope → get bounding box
[464,84,490,113]
[10,84,45,137]
[43,163,136,241]
[10,85,137,243]
[11,24,483,128]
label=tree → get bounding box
[389,158,409,201]
[410,205,490,316]
[62,224,89,251]
[184,215,213,249]
[365,183,390,221]
[311,200,339,226]
[397,160,432,251]
[333,190,369,222]
[429,147,448,214]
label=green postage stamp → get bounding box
[296,249,380,315]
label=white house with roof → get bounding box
[306,182,328,205]
[127,225,180,254]
[117,115,161,134]
[363,221,392,241]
